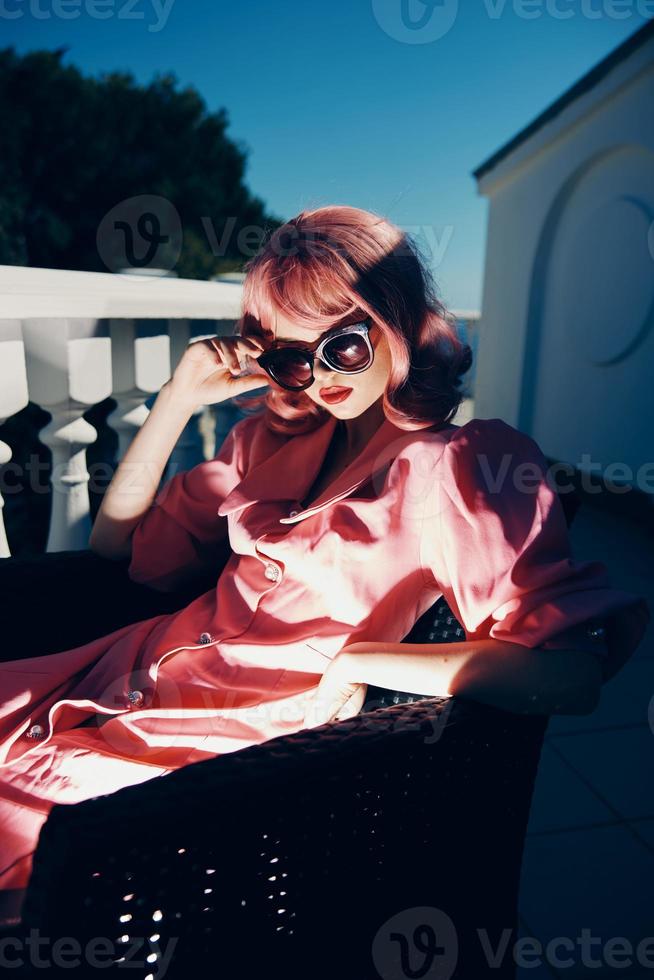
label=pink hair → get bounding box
[233,204,472,436]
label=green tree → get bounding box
[0,46,283,277]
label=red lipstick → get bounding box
[319,386,353,404]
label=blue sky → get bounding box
[4,1,650,309]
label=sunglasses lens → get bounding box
[324,332,371,371]
[269,349,313,389]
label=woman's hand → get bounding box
[302,653,368,729]
[166,335,270,411]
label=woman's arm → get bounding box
[338,638,603,716]
[89,380,195,560]
[89,333,269,561]
[414,419,649,713]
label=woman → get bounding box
[0,205,649,926]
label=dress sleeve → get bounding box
[127,414,253,592]
[420,418,650,667]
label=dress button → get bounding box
[127,689,145,708]
[289,509,299,518]
[586,622,607,640]
[199,632,213,644]
[26,724,45,740]
[264,562,281,582]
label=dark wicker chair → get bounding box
[1,474,582,977]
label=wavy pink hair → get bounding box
[233,205,472,436]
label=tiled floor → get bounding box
[516,503,654,979]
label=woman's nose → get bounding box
[311,359,339,385]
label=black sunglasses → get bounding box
[254,318,375,392]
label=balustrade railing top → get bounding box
[0,265,243,319]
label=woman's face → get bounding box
[263,310,393,419]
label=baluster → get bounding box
[40,409,98,551]
[167,318,208,473]
[0,320,28,556]
[106,317,171,486]
[0,438,12,557]
[21,317,112,552]
[106,318,150,462]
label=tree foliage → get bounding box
[0,46,283,277]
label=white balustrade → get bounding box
[0,266,245,556]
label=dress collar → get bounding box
[217,412,436,525]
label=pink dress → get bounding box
[0,411,649,909]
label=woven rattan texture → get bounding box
[20,696,546,978]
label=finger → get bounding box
[208,337,232,372]
[231,373,271,391]
[226,357,270,384]
[335,686,367,721]
[232,341,266,373]
[211,337,241,374]
[334,696,362,722]
[237,336,266,353]
[303,695,333,729]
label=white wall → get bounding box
[474,31,654,487]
